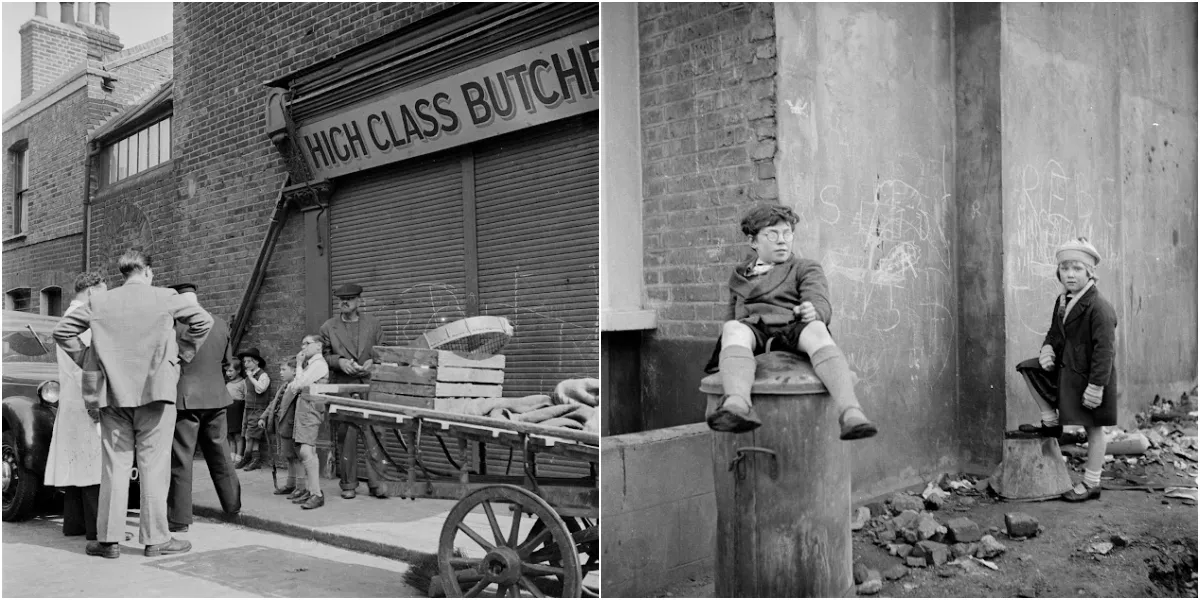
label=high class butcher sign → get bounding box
[298,28,599,179]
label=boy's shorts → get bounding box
[703,318,823,374]
[293,396,326,446]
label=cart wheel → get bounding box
[563,518,599,597]
[438,484,582,598]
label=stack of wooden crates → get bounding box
[369,346,506,412]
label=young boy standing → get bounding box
[704,204,877,440]
[261,359,301,498]
[260,334,330,509]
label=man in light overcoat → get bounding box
[53,249,212,559]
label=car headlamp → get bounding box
[38,381,60,405]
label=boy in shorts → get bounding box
[261,335,329,509]
[704,204,877,440]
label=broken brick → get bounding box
[947,517,983,543]
[1005,512,1039,538]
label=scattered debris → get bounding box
[917,513,945,541]
[853,562,871,585]
[906,556,926,568]
[1165,487,1198,501]
[1088,541,1114,555]
[851,506,871,531]
[912,540,950,567]
[893,510,920,530]
[1005,512,1040,538]
[946,517,982,543]
[1107,431,1151,455]
[975,535,1007,559]
[1110,533,1131,547]
[972,557,999,571]
[856,579,882,596]
[889,493,926,515]
[883,565,909,581]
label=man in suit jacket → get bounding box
[166,283,242,532]
[320,283,387,499]
[53,249,212,559]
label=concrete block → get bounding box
[673,491,717,566]
[600,444,626,513]
[612,423,714,513]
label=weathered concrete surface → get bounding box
[776,3,960,500]
[1001,3,1198,428]
[602,423,716,597]
[953,4,1006,470]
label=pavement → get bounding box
[3,512,421,597]
[189,460,458,564]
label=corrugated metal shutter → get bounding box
[329,115,598,487]
[475,113,600,400]
[328,150,472,483]
[329,151,469,343]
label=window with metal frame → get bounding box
[40,286,62,316]
[12,148,28,235]
[6,288,31,312]
[104,116,172,185]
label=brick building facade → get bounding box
[3,2,172,315]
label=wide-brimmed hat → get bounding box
[1055,237,1101,268]
[236,347,266,369]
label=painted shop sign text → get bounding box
[298,28,599,179]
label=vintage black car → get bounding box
[2,310,62,521]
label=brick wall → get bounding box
[1,233,82,311]
[20,18,89,99]
[87,162,178,287]
[3,87,90,244]
[638,2,778,340]
[166,2,454,364]
[101,38,172,109]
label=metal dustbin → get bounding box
[700,351,853,598]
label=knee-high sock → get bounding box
[719,345,757,403]
[1084,426,1106,479]
[810,344,862,415]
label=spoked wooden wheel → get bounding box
[438,485,582,598]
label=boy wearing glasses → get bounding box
[703,204,877,440]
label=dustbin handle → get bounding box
[729,446,778,481]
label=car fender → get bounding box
[2,396,55,474]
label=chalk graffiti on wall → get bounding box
[799,147,957,397]
[1009,159,1118,335]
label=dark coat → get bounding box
[175,315,234,411]
[1042,285,1119,427]
[320,313,385,384]
[726,254,832,326]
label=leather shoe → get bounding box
[839,408,878,441]
[706,395,762,433]
[1061,483,1101,502]
[340,489,357,500]
[273,485,296,496]
[144,538,192,557]
[1018,421,1063,438]
[370,487,389,499]
[168,524,189,533]
[290,490,312,504]
[301,493,325,510]
[86,541,120,559]
[287,488,308,500]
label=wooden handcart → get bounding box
[310,388,599,598]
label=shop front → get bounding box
[265,2,599,475]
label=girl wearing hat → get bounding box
[224,357,247,466]
[237,348,272,471]
[1015,237,1118,502]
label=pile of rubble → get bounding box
[851,474,1050,595]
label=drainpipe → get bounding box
[229,176,293,352]
[81,141,100,272]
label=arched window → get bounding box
[40,286,63,316]
[6,288,32,312]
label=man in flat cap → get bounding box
[165,283,242,533]
[320,283,388,499]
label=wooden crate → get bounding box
[369,346,505,409]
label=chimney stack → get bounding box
[95,2,110,29]
[19,2,121,100]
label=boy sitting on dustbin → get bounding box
[703,204,878,440]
